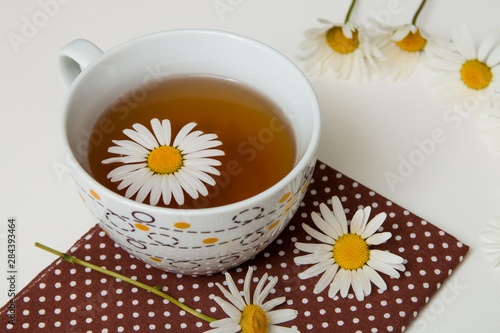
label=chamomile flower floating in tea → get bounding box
[102,118,224,206]
[207,266,299,333]
[480,217,500,269]
[294,196,405,301]
[300,0,384,82]
[427,24,500,116]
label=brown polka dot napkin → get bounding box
[1,162,469,332]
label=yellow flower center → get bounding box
[395,29,427,52]
[147,146,183,175]
[461,59,493,90]
[332,233,370,270]
[326,26,360,54]
[240,304,269,333]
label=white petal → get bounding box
[107,163,145,180]
[173,122,198,147]
[351,270,365,301]
[311,211,339,239]
[243,267,253,305]
[339,269,352,298]
[111,139,150,155]
[135,173,158,203]
[224,273,247,311]
[215,283,245,313]
[369,249,405,264]
[131,122,159,148]
[302,223,335,245]
[150,118,167,146]
[360,212,387,239]
[355,206,372,235]
[205,317,240,333]
[313,263,339,294]
[256,276,278,306]
[455,24,476,60]
[261,296,286,313]
[162,119,172,146]
[349,208,365,234]
[367,258,401,278]
[183,167,217,185]
[204,318,241,333]
[331,196,348,234]
[103,155,145,164]
[294,252,332,266]
[319,203,343,238]
[161,176,172,205]
[297,258,335,280]
[167,174,185,205]
[116,167,150,190]
[478,30,498,62]
[328,267,343,298]
[267,309,298,325]
[253,273,269,305]
[486,44,500,67]
[294,242,332,254]
[175,169,201,199]
[342,24,353,39]
[184,148,225,159]
[213,296,242,322]
[366,232,392,245]
[355,267,372,297]
[149,175,162,206]
[362,265,387,291]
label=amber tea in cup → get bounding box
[86,75,296,209]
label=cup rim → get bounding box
[61,28,321,217]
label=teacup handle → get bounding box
[58,39,103,90]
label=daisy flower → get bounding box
[373,23,431,82]
[207,266,299,333]
[301,18,384,82]
[480,217,500,269]
[427,24,500,116]
[102,118,224,206]
[294,196,405,301]
[300,0,384,82]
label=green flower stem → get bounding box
[34,242,217,323]
[412,0,427,25]
[344,0,358,24]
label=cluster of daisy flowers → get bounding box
[301,0,500,154]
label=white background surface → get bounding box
[1,1,500,332]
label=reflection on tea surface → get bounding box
[87,75,296,209]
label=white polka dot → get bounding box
[368,315,375,321]
[384,313,390,318]
[337,320,344,326]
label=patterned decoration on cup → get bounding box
[102,118,224,206]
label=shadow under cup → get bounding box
[61,29,321,275]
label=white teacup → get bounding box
[59,29,320,275]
